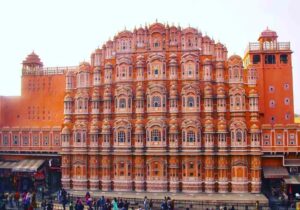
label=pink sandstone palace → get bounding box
[0,22,298,194]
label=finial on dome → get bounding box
[155,18,158,23]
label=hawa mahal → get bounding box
[0,22,299,194]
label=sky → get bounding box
[0,0,299,113]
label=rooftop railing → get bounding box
[22,66,78,76]
[245,42,290,54]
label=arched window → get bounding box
[151,129,161,141]
[187,131,195,142]
[236,96,241,107]
[119,98,126,108]
[118,131,126,142]
[187,97,194,107]
[152,96,161,107]
[76,132,81,143]
[236,130,243,142]
[188,64,193,76]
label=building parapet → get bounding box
[245,42,290,54]
[22,66,78,76]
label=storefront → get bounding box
[0,159,46,192]
[0,161,18,192]
[12,159,46,192]
[262,166,289,200]
[283,158,300,201]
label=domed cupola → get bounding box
[79,61,91,72]
[217,118,227,132]
[22,51,43,72]
[216,85,226,98]
[204,117,214,133]
[204,84,213,97]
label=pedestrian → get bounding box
[144,196,149,210]
[123,200,129,210]
[118,198,124,209]
[14,191,20,208]
[41,199,47,210]
[8,192,13,208]
[41,187,45,200]
[161,199,168,210]
[230,205,235,210]
[31,192,37,210]
[62,193,67,210]
[112,197,118,210]
[85,192,91,204]
[149,199,153,210]
[46,200,53,210]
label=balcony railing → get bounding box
[245,42,290,54]
[22,66,78,76]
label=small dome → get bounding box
[169,59,177,65]
[249,89,258,96]
[215,62,224,69]
[169,53,177,59]
[62,126,71,135]
[204,84,213,96]
[259,27,278,39]
[64,94,73,102]
[250,123,260,132]
[94,48,102,54]
[136,54,144,60]
[79,61,90,71]
[136,60,144,67]
[23,51,43,66]
[217,85,225,96]
[103,87,111,98]
[169,124,178,133]
[90,123,99,134]
[135,123,144,134]
[102,119,111,131]
[92,89,100,100]
[204,119,214,132]
[94,66,101,72]
[203,58,212,65]
[217,119,227,132]
[202,35,211,42]
[105,62,113,69]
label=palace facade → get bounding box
[0,22,299,194]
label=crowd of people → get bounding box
[72,192,131,210]
[0,189,254,210]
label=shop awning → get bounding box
[0,161,18,170]
[12,159,45,173]
[284,175,300,185]
[263,166,289,179]
[284,159,300,166]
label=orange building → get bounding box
[0,22,299,194]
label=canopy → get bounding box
[284,159,300,166]
[263,166,289,179]
[12,159,45,173]
[0,161,18,170]
[284,175,300,185]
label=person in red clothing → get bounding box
[14,191,20,207]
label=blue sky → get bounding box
[0,0,299,113]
